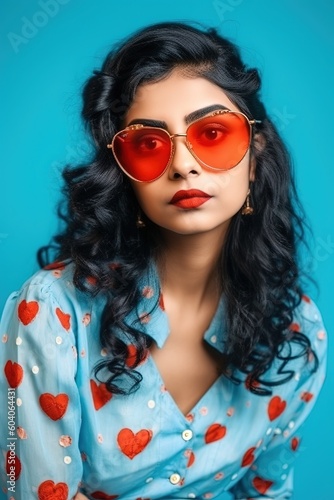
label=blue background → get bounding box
[1,1,333,498]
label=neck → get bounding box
[156,227,227,307]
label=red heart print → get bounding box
[291,436,300,451]
[4,360,24,388]
[268,396,286,421]
[252,476,273,494]
[6,452,21,480]
[90,380,112,410]
[301,391,313,402]
[37,480,69,500]
[39,393,69,420]
[241,446,256,467]
[125,345,148,368]
[289,322,300,332]
[117,428,152,459]
[205,423,227,444]
[18,299,39,325]
[126,344,138,368]
[91,492,119,499]
[55,308,71,331]
[186,450,195,467]
[44,261,65,271]
[245,375,260,391]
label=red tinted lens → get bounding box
[187,112,251,170]
[112,127,172,182]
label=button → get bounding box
[64,456,72,464]
[182,429,193,441]
[169,473,181,485]
[16,337,22,345]
[32,366,39,374]
[148,400,156,409]
[56,336,63,345]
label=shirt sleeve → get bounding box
[230,298,327,499]
[0,275,83,499]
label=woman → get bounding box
[0,22,327,500]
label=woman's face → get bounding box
[124,69,256,238]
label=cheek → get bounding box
[131,185,159,213]
[207,163,251,201]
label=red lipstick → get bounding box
[169,189,212,209]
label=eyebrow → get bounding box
[127,104,230,129]
[185,104,229,124]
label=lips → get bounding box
[169,189,212,208]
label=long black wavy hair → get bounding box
[39,21,317,395]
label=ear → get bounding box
[249,132,266,182]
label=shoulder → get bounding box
[291,294,327,350]
[1,261,102,334]
[13,260,96,303]
[262,295,327,391]
[18,261,78,300]
[287,294,327,386]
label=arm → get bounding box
[0,273,83,499]
[230,298,327,499]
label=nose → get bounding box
[168,134,202,179]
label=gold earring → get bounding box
[241,189,254,215]
[136,212,146,228]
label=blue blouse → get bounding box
[0,262,327,500]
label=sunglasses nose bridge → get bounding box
[169,132,193,157]
[169,132,191,151]
[170,132,187,141]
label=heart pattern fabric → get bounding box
[90,380,112,410]
[37,480,69,500]
[39,393,69,420]
[0,261,326,499]
[55,307,71,331]
[241,446,256,467]
[117,428,152,459]
[6,451,21,480]
[91,492,119,499]
[252,476,274,494]
[18,299,39,325]
[268,396,287,421]
[4,360,24,388]
[204,423,227,444]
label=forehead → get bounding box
[125,70,239,126]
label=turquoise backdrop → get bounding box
[1,1,333,498]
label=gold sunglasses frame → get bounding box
[107,110,260,182]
